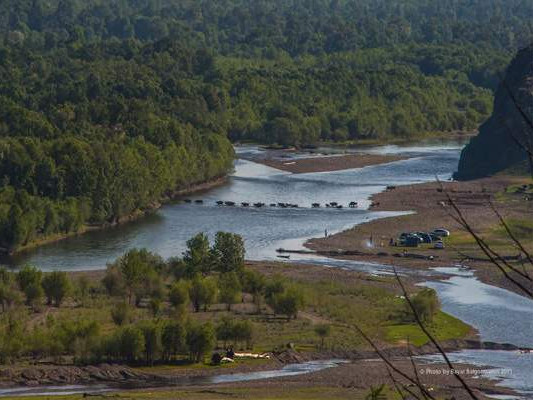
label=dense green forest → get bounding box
[0,40,234,252]
[0,0,531,252]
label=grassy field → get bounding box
[386,311,472,346]
[10,385,402,400]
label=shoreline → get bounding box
[304,175,533,295]
[3,176,228,257]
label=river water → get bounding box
[1,139,531,398]
[2,140,460,271]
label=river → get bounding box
[1,139,531,398]
[2,140,461,271]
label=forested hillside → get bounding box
[0,0,531,252]
[0,40,234,253]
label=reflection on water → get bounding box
[420,351,533,398]
[423,275,533,347]
[2,142,463,271]
[420,267,533,398]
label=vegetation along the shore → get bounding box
[0,232,470,369]
[1,0,532,252]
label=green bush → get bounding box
[42,271,71,307]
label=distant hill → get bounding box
[455,45,533,180]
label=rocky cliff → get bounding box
[455,45,533,180]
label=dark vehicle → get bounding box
[403,235,420,247]
[312,203,320,208]
[225,201,236,206]
[195,200,203,204]
[216,201,224,205]
[430,233,441,242]
[241,202,250,207]
[414,232,432,243]
[184,199,192,203]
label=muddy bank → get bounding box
[1,340,525,390]
[305,176,533,294]
[251,153,406,174]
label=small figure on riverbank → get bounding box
[325,229,328,237]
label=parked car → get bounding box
[430,233,441,242]
[414,232,432,243]
[401,234,421,247]
[431,228,450,237]
[434,241,445,249]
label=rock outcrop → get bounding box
[455,44,533,180]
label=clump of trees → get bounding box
[0,232,305,366]
[1,0,528,254]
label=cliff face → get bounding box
[455,45,533,180]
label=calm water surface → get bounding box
[2,141,463,271]
[4,139,531,398]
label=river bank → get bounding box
[245,153,406,174]
[305,174,533,295]
[2,176,228,257]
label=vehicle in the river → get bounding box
[184,199,192,203]
[225,201,236,206]
[195,200,203,204]
[312,203,320,208]
[349,201,358,208]
[216,201,224,205]
[432,228,450,237]
[254,202,265,208]
[329,202,338,207]
[241,202,250,207]
[270,203,277,207]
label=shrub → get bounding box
[111,302,132,326]
[42,271,71,307]
[168,281,190,310]
[140,321,162,365]
[314,324,331,349]
[16,265,42,292]
[118,326,145,362]
[186,322,216,363]
[24,282,44,309]
[408,288,439,323]
[218,272,241,311]
[161,320,186,360]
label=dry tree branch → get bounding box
[350,321,437,400]
[407,340,431,400]
[392,267,480,400]
[498,74,533,178]
[386,366,417,400]
[499,74,533,131]
[489,200,533,271]
[438,180,533,298]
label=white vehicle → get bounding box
[434,241,445,249]
[432,228,450,237]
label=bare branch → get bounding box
[438,180,533,298]
[350,321,437,400]
[393,267,480,400]
[489,200,533,271]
